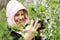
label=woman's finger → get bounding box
[34,23,40,31]
[30,20,34,28]
[33,20,38,29]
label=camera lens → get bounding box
[37,20,45,31]
[38,20,44,26]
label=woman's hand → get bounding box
[26,20,40,32]
[24,20,41,40]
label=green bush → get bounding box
[0,0,60,40]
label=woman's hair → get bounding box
[15,9,28,19]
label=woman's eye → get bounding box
[15,14,19,16]
[21,14,24,15]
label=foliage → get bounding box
[0,0,60,40]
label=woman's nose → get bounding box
[18,15,24,19]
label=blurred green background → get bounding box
[0,0,60,40]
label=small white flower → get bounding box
[49,33,53,36]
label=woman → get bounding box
[6,0,42,40]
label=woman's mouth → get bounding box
[18,19,26,23]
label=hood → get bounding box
[6,0,29,26]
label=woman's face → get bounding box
[14,9,28,25]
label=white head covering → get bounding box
[6,0,29,26]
